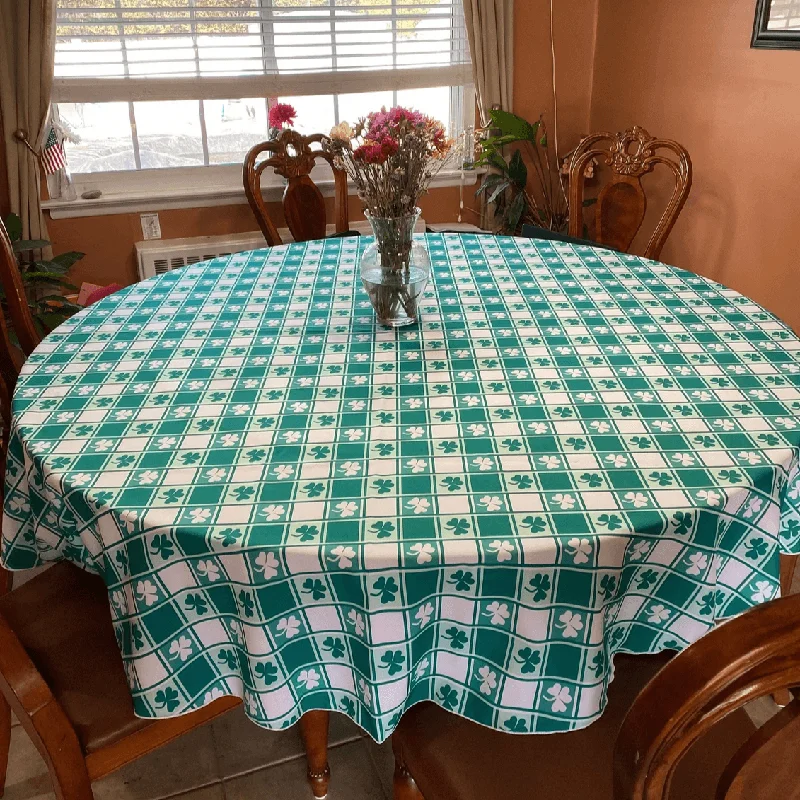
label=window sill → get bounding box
[42,168,483,220]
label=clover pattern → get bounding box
[3,233,800,742]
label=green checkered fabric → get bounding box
[3,234,800,740]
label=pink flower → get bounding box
[269,102,296,130]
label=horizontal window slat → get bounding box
[53,63,473,102]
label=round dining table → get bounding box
[3,233,800,754]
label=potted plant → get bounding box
[2,213,83,339]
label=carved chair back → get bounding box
[0,217,40,359]
[615,590,800,799]
[243,130,349,246]
[568,126,692,260]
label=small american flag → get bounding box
[40,127,66,174]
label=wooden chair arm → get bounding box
[614,592,800,800]
[0,609,92,795]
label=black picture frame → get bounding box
[752,0,800,49]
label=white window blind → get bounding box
[53,1,472,103]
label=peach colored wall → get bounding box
[513,0,598,154]
[49,186,464,287]
[590,0,800,331]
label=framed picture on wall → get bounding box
[752,0,800,48]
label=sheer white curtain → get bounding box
[463,0,514,123]
[0,0,56,241]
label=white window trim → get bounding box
[43,164,483,219]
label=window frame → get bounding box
[752,0,800,49]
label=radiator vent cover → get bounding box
[135,233,267,281]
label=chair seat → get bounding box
[0,562,154,754]
[394,653,756,800]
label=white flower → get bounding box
[169,636,193,661]
[407,497,431,515]
[255,551,280,579]
[737,451,763,465]
[552,493,576,510]
[405,398,423,409]
[652,420,673,432]
[647,604,670,624]
[298,669,321,690]
[713,419,735,431]
[520,394,539,406]
[630,541,650,561]
[605,454,628,468]
[71,472,92,486]
[751,580,775,603]
[685,553,708,576]
[276,615,301,638]
[410,543,434,564]
[344,428,364,441]
[190,508,212,523]
[335,501,358,517]
[546,683,572,713]
[348,609,366,637]
[696,489,722,507]
[489,540,514,562]
[539,455,561,470]
[479,495,503,512]
[120,509,139,533]
[484,601,510,626]
[467,424,487,436]
[359,678,372,707]
[462,395,480,407]
[136,580,158,606]
[111,590,127,613]
[415,658,429,680]
[94,439,115,452]
[274,465,294,480]
[623,492,649,508]
[282,431,301,443]
[407,459,428,474]
[556,610,583,638]
[197,560,221,582]
[330,545,356,569]
[415,602,435,627]
[477,666,497,696]
[233,404,251,416]
[349,400,366,411]
[743,497,763,519]
[406,426,426,439]
[138,470,160,485]
[672,453,695,467]
[590,421,610,434]
[261,504,285,521]
[291,402,309,412]
[528,422,548,435]
[340,461,362,477]
[204,688,226,704]
[566,538,592,564]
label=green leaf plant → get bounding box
[2,213,83,340]
[475,109,570,235]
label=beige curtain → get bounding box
[463,0,514,124]
[0,0,56,241]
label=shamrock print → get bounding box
[647,604,672,624]
[545,684,572,713]
[414,602,435,628]
[168,636,193,662]
[565,537,592,564]
[255,551,280,579]
[437,685,459,711]
[276,616,301,639]
[504,716,528,733]
[447,569,475,592]
[484,601,510,626]
[321,637,346,659]
[745,537,768,559]
[477,666,497,696]
[443,627,469,650]
[410,543,435,564]
[446,517,471,536]
[347,610,366,637]
[301,579,327,601]
[298,669,321,690]
[380,651,406,676]
[371,576,399,603]
[514,647,541,674]
[556,610,583,639]
[489,540,514,562]
[371,520,396,538]
[154,687,181,713]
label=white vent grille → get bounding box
[135,233,267,280]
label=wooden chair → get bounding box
[243,129,350,247]
[568,126,692,260]
[391,591,800,800]
[0,216,333,799]
[0,217,40,360]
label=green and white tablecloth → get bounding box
[3,233,800,740]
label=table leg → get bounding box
[774,554,800,707]
[298,710,330,799]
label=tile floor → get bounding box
[3,707,395,800]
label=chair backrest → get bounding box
[568,126,692,260]
[243,130,349,247]
[0,218,40,359]
[614,591,800,800]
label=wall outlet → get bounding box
[140,213,162,240]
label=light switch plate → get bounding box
[140,213,162,240]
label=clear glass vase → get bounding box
[360,207,431,327]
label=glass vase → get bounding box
[360,207,430,327]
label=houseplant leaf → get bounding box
[508,149,528,188]
[489,109,539,143]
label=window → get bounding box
[53,0,473,203]
[752,0,800,48]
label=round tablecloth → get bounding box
[3,233,800,740]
